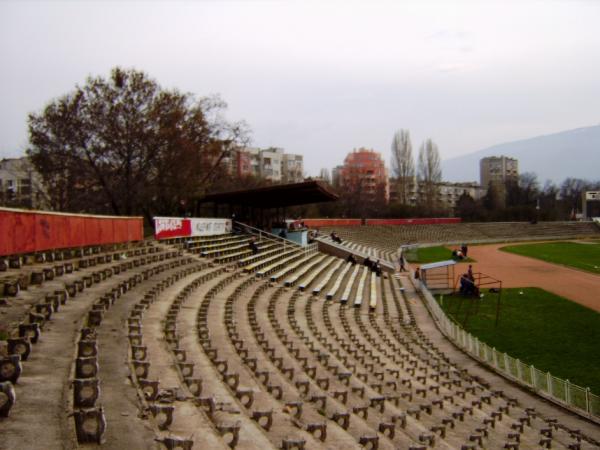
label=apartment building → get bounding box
[0,157,48,209]
[480,156,519,188]
[339,148,389,203]
[227,147,304,183]
[389,178,485,209]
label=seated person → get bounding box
[459,273,477,295]
[347,253,357,265]
[249,237,259,255]
[363,256,372,269]
[453,249,464,260]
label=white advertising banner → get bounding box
[189,218,232,236]
[154,217,232,239]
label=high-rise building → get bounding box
[480,156,518,207]
[339,148,389,203]
[480,156,519,188]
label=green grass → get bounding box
[437,287,600,394]
[407,246,475,264]
[501,241,600,274]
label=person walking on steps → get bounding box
[398,251,407,272]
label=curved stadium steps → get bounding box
[77,255,202,447]
[126,265,238,449]
[0,241,187,448]
[1,232,599,449]
[319,221,600,253]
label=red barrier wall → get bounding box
[302,219,363,227]
[0,207,144,256]
[366,218,462,226]
[303,217,461,228]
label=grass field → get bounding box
[407,245,475,264]
[501,241,600,274]
[437,287,600,394]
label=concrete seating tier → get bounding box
[244,248,300,273]
[214,241,277,264]
[270,254,321,282]
[0,241,151,298]
[0,240,196,448]
[318,222,600,258]
[1,232,598,449]
[319,236,396,265]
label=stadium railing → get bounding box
[414,275,600,422]
[233,222,318,257]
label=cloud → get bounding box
[427,30,470,41]
[437,62,473,73]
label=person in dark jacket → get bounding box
[249,237,259,255]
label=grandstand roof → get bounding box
[198,180,339,208]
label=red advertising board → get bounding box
[303,217,461,228]
[366,218,462,226]
[0,207,144,256]
[302,219,362,227]
[154,217,192,240]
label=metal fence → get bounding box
[417,280,600,421]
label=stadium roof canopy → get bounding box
[198,180,339,209]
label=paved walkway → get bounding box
[458,243,600,312]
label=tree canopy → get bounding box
[27,67,247,221]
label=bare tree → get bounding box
[417,139,442,209]
[391,129,415,204]
[318,168,331,184]
[560,177,589,216]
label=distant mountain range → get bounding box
[442,125,600,184]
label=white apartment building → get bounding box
[232,147,304,183]
[390,177,486,209]
[0,157,48,209]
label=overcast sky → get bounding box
[1,0,599,176]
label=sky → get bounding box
[1,0,599,176]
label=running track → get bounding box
[456,243,600,313]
